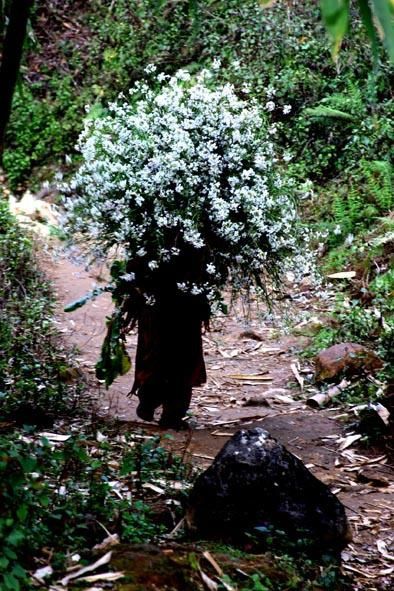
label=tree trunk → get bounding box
[0,0,34,162]
[132,293,207,429]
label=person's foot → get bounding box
[158,413,189,430]
[136,400,155,422]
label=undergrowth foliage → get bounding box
[0,429,188,590]
[0,201,192,590]
[3,1,392,188]
[0,201,79,422]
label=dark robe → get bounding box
[132,292,207,424]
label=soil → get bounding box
[42,245,393,590]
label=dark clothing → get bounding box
[132,293,207,424]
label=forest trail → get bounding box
[41,242,394,589]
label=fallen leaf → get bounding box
[92,534,120,555]
[376,540,394,561]
[219,348,239,358]
[193,453,215,460]
[202,551,223,576]
[290,362,304,391]
[211,431,234,436]
[338,434,362,450]
[78,572,124,583]
[60,551,112,586]
[342,564,377,578]
[327,271,356,279]
[379,566,394,575]
[142,483,165,494]
[227,373,271,381]
[39,432,71,442]
[32,566,53,580]
[199,568,218,591]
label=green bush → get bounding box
[0,431,181,589]
[0,200,78,421]
[4,0,392,187]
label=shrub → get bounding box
[0,200,78,422]
[0,430,182,589]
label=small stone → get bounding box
[186,428,351,552]
[314,343,383,382]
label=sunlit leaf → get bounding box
[304,106,354,120]
[357,0,379,62]
[64,286,111,312]
[371,0,394,62]
[320,0,350,59]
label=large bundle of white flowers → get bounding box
[64,67,310,308]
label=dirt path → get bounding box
[43,245,393,590]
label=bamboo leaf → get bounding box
[64,286,110,312]
[371,0,394,62]
[357,0,379,62]
[320,0,350,59]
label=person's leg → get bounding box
[133,307,164,421]
[158,312,205,429]
[136,381,163,422]
[159,380,192,428]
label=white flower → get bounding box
[283,104,292,115]
[266,86,276,98]
[144,294,156,306]
[333,224,342,235]
[62,66,310,311]
[120,272,136,282]
[212,57,221,70]
[144,63,157,74]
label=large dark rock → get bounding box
[186,428,351,551]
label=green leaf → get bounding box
[6,528,25,547]
[19,456,37,472]
[357,0,379,62]
[304,106,354,120]
[0,557,10,570]
[320,0,350,59]
[64,286,111,312]
[95,311,132,387]
[110,259,126,280]
[371,0,394,62]
[16,505,28,522]
[3,573,20,591]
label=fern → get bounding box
[304,106,354,120]
[305,87,363,122]
[332,193,351,231]
[362,160,393,212]
[347,187,364,224]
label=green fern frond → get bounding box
[361,160,393,211]
[304,106,354,120]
